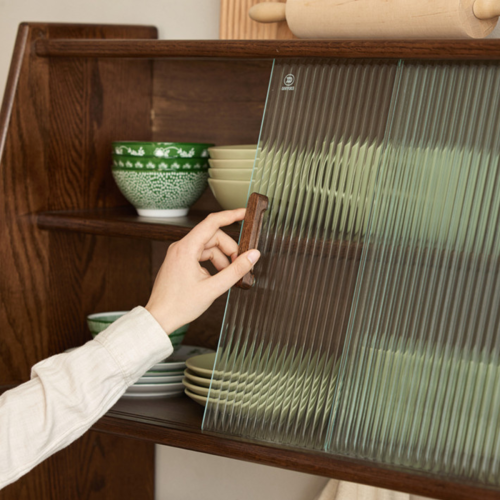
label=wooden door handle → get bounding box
[235,193,269,290]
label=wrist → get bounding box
[145,302,174,335]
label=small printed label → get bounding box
[282,73,295,91]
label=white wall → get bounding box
[0,2,328,500]
[156,446,327,500]
[0,0,220,98]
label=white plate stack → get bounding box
[121,345,214,398]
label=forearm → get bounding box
[0,307,172,489]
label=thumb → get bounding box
[206,249,261,298]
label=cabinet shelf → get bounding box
[34,39,500,60]
[95,394,498,500]
[36,207,241,241]
[1,382,497,500]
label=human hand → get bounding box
[145,209,261,334]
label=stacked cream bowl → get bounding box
[207,145,256,210]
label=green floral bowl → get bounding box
[112,155,208,172]
[112,168,208,217]
[87,311,189,347]
[113,141,213,159]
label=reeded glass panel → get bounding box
[203,58,500,487]
[202,58,400,449]
[327,61,500,486]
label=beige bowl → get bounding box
[208,159,254,169]
[209,168,253,181]
[208,145,257,160]
[208,179,250,210]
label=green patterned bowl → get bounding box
[113,142,213,159]
[112,155,208,172]
[112,168,208,217]
[87,311,128,336]
[87,311,189,347]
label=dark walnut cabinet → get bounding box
[1,22,500,500]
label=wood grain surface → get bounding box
[0,22,156,500]
[236,193,269,289]
[152,59,271,146]
[0,431,154,500]
[219,0,295,39]
[91,395,500,500]
[34,38,500,59]
[37,208,240,242]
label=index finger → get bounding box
[182,209,246,249]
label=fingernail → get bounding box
[247,249,261,264]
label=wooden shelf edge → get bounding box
[3,384,499,500]
[93,411,500,500]
[34,38,500,60]
[35,208,241,241]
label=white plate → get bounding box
[122,390,183,398]
[126,382,185,394]
[137,374,184,384]
[151,345,215,371]
[145,369,185,377]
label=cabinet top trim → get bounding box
[34,38,500,60]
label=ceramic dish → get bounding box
[208,145,257,160]
[87,312,188,346]
[208,159,254,169]
[87,311,128,336]
[126,381,185,394]
[144,369,185,376]
[199,350,341,428]
[137,374,184,384]
[208,168,253,181]
[168,324,189,347]
[183,368,211,387]
[113,141,213,158]
[184,388,207,406]
[151,345,215,372]
[112,169,208,218]
[112,156,208,172]
[122,390,183,398]
[184,368,247,392]
[150,362,187,372]
[208,179,250,210]
[185,353,217,377]
[182,377,210,396]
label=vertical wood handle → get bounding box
[235,193,269,290]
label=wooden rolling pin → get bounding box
[249,0,500,39]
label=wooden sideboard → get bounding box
[2,22,500,500]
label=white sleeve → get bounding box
[0,306,172,490]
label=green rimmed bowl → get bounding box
[113,141,213,159]
[112,155,209,172]
[112,169,208,217]
[169,323,189,347]
[87,311,189,347]
[87,311,128,336]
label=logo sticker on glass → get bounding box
[282,74,295,91]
